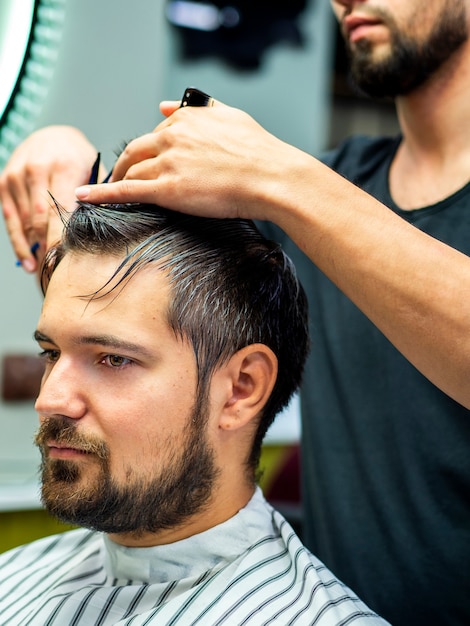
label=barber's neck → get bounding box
[395,42,470,159]
[389,42,470,209]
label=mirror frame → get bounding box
[0,0,66,169]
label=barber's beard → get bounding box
[345,2,468,98]
[34,395,219,537]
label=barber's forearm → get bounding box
[271,155,470,409]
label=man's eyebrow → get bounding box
[34,330,53,344]
[33,330,153,358]
[75,334,154,357]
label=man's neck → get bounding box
[107,483,256,548]
[389,43,470,210]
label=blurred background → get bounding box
[0,0,398,550]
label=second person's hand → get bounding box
[0,125,101,273]
[75,100,297,223]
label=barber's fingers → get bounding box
[110,99,225,183]
[45,167,82,250]
[76,128,186,205]
[28,172,57,240]
[75,134,161,204]
[1,191,36,272]
[1,126,99,271]
[0,164,51,271]
[24,159,94,266]
[76,178,162,207]
[108,109,189,183]
[107,133,160,184]
[10,163,51,241]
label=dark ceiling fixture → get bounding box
[166,0,309,71]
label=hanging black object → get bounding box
[166,0,309,71]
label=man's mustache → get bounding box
[35,417,108,460]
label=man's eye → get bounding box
[103,355,132,368]
[39,349,60,363]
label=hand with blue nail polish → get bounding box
[0,125,101,274]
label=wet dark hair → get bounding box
[42,202,309,472]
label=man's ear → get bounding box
[215,344,278,432]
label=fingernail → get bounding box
[22,258,36,273]
[76,185,90,199]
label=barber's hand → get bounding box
[76,100,292,221]
[0,125,100,273]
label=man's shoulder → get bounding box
[320,134,401,182]
[0,528,97,569]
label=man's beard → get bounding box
[344,2,468,98]
[34,393,219,537]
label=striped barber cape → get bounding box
[0,489,389,625]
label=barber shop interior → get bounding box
[5,0,470,623]
[1,0,397,561]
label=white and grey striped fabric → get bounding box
[0,489,389,625]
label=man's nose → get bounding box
[35,360,87,420]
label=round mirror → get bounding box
[0,0,65,169]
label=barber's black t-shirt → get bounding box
[262,135,470,626]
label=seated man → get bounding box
[0,201,388,625]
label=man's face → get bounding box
[34,252,219,542]
[331,0,468,97]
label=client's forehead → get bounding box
[40,252,175,349]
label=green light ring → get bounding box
[0,0,66,170]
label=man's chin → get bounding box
[40,474,103,528]
[40,459,102,513]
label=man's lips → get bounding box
[344,14,384,43]
[47,441,91,460]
